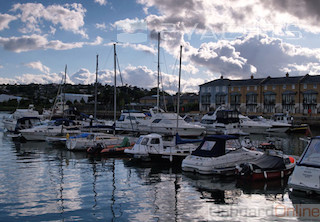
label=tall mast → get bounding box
[94,54,98,120]
[113,43,117,136]
[176,45,182,133]
[157,32,160,113]
[62,64,67,118]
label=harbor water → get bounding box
[0,112,319,221]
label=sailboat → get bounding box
[125,35,205,137]
[20,66,81,141]
[125,44,203,162]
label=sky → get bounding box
[1,0,320,94]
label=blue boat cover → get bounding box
[191,135,238,157]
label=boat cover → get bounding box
[175,133,202,145]
[249,154,286,170]
[191,135,238,157]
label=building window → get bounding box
[247,86,250,90]
[292,84,295,90]
[303,92,317,112]
[231,86,234,91]
[314,84,317,89]
[304,84,307,89]
[207,87,211,92]
[264,85,267,90]
[264,93,276,113]
[283,85,286,89]
[254,86,257,90]
[238,87,241,91]
[222,86,226,92]
[282,93,295,113]
[216,87,219,92]
[246,93,257,112]
[272,85,276,90]
[230,94,241,110]
[215,94,226,106]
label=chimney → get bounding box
[251,74,254,79]
[220,75,223,79]
[286,72,289,77]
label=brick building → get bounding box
[199,73,320,115]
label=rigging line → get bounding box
[116,55,124,86]
[159,67,167,112]
[102,47,114,70]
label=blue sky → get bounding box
[1,0,320,94]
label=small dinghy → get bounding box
[236,150,296,180]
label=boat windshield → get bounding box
[200,119,214,124]
[141,138,149,145]
[200,141,216,151]
[300,139,320,167]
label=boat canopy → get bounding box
[175,133,202,145]
[191,135,238,157]
[298,137,320,167]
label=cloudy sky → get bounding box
[1,0,320,94]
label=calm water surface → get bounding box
[0,112,319,221]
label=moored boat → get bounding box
[236,150,296,180]
[288,136,320,194]
[181,135,263,175]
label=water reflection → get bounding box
[1,112,320,221]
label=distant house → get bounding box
[0,94,26,102]
[58,93,93,103]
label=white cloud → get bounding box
[0,65,203,93]
[121,43,156,54]
[0,65,3,69]
[113,18,147,33]
[25,61,50,74]
[11,3,87,38]
[0,34,103,53]
[0,13,17,31]
[181,63,199,75]
[94,0,107,6]
[95,23,106,30]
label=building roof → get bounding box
[200,73,320,88]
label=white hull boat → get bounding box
[181,135,263,175]
[288,137,320,194]
[66,132,123,151]
[20,119,80,141]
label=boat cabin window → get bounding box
[152,119,162,123]
[136,137,143,144]
[200,141,216,151]
[118,115,125,121]
[300,139,320,167]
[200,119,214,124]
[141,138,149,145]
[126,116,136,120]
[150,138,160,144]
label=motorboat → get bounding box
[200,106,246,135]
[3,104,43,132]
[66,132,123,151]
[99,137,135,155]
[236,150,296,180]
[271,113,308,133]
[288,136,320,194]
[250,115,291,133]
[239,114,272,134]
[19,118,81,141]
[137,108,205,137]
[124,133,201,162]
[181,135,263,175]
[115,110,150,132]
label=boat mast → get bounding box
[156,32,160,113]
[113,43,117,136]
[61,64,67,134]
[176,45,182,133]
[94,54,98,120]
[62,64,67,118]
